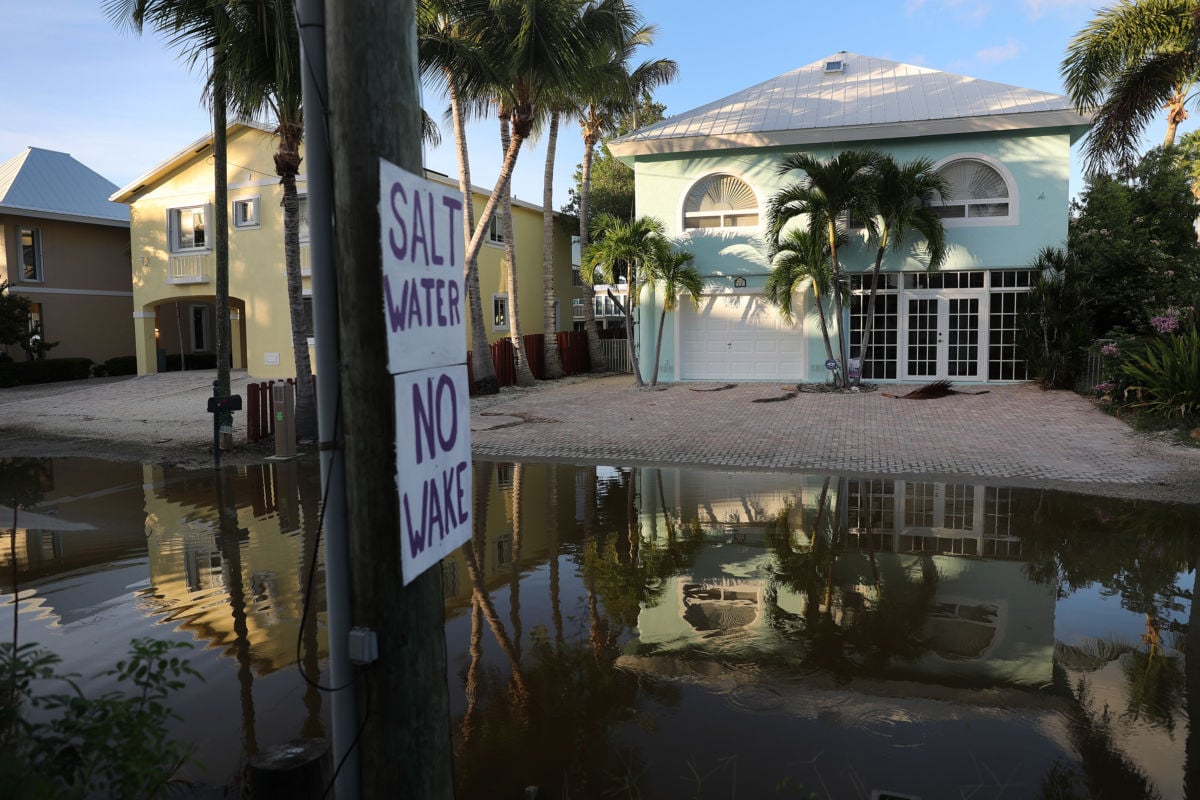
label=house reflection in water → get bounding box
[631,468,1056,688]
[141,461,327,675]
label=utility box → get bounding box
[272,382,297,458]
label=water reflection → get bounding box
[1,457,328,787]
[3,457,1198,797]
[449,462,1199,800]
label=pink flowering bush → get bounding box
[1150,308,1182,334]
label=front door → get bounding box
[903,295,983,380]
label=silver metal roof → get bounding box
[608,52,1091,158]
[0,147,129,226]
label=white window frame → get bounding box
[18,227,43,282]
[189,303,211,352]
[930,154,1019,228]
[681,172,761,232]
[492,293,508,330]
[486,215,504,246]
[232,196,261,229]
[168,204,212,253]
[302,292,315,346]
[297,194,310,243]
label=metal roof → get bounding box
[608,52,1091,158]
[0,147,129,226]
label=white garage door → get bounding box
[679,293,805,381]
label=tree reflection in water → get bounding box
[447,462,1200,799]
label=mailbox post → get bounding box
[208,380,243,467]
[272,381,297,458]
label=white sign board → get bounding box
[380,158,472,586]
[393,364,472,585]
[380,158,467,374]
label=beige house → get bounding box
[0,147,133,363]
[111,121,578,380]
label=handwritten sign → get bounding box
[380,158,472,585]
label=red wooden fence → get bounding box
[469,330,592,394]
[246,375,317,443]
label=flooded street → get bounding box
[2,456,1198,798]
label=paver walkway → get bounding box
[472,375,1200,502]
[0,371,1197,502]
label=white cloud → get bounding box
[1024,0,1089,19]
[976,39,1020,64]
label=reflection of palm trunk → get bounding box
[460,596,484,745]
[626,468,638,564]
[1185,563,1200,799]
[215,469,257,757]
[510,464,523,662]
[549,467,563,646]
[466,462,527,701]
[463,544,527,701]
[296,464,325,740]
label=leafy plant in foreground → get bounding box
[1,638,201,800]
[1119,323,1200,421]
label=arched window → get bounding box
[933,159,1011,221]
[683,174,759,230]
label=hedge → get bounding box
[0,357,94,387]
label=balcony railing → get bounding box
[300,244,311,276]
[167,253,211,284]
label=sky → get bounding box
[0,0,1172,210]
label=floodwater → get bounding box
[2,457,1198,799]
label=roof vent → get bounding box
[824,59,845,74]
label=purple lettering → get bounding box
[440,468,459,529]
[441,196,462,266]
[402,488,425,557]
[412,377,436,464]
[389,183,407,260]
[426,476,444,542]
[384,276,406,332]
[455,461,469,523]
[421,278,436,324]
[436,372,458,452]
[407,279,423,328]
[435,278,447,326]
[449,280,461,325]
[410,190,429,265]
[427,193,444,266]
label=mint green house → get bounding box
[607,53,1091,384]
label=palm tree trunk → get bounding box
[541,112,564,379]
[813,284,836,367]
[213,61,233,443]
[651,303,668,387]
[579,132,606,370]
[827,222,848,388]
[1166,93,1187,146]
[858,238,890,385]
[277,121,316,440]
[625,262,644,386]
[449,80,499,394]
[499,116,535,387]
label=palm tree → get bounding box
[767,150,882,387]
[644,241,702,387]
[858,156,949,383]
[106,0,234,412]
[418,0,504,393]
[574,5,677,371]
[220,0,315,440]
[1062,0,1200,174]
[583,213,665,386]
[763,228,838,370]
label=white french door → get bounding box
[902,294,984,381]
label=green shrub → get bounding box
[0,639,200,799]
[0,362,15,388]
[1119,325,1200,421]
[104,355,138,376]
[11,358,92,385]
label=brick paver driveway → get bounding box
[472,376,1200,503]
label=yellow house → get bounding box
[111,121,579,379]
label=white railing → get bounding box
[600,339,632,374]
[167,253,211,284]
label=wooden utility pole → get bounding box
[325,1,456,798]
